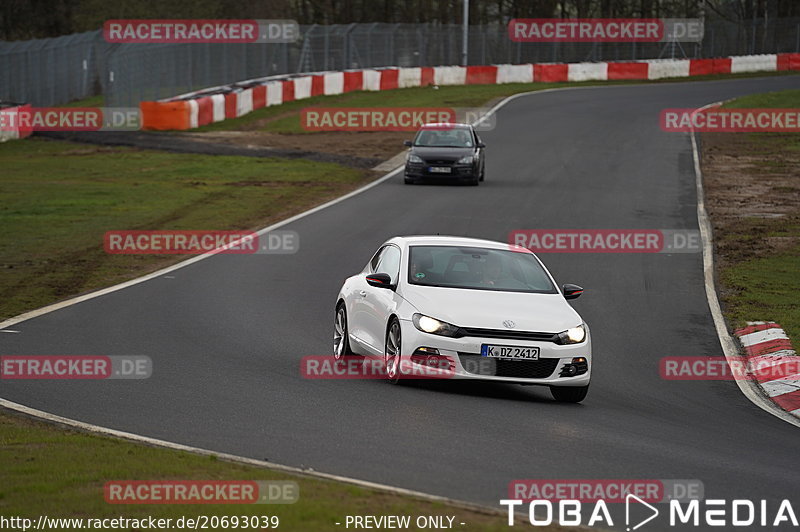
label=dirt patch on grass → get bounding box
[178,130,409,162]
[37,131,393,170]
[702,131,800,270]
[702,128,800,337]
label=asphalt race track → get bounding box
[3,76,800,526]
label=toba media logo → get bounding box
[502,479,798,529]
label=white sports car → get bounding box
[333,236,591,402]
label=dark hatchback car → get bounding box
[403,123,485,185]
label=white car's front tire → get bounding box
[333,303,354,362]
[384,318,403,385]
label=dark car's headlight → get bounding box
[412,313,461,337]
[456,155,474,164]
[407,154,424,164]
[556,324,586,345]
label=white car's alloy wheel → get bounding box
[333,305,350,361]
[385,320,402,384]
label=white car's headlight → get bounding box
[456,155,474,164]
[407,154,424,163]
[557,324,586,345]
[412,313,461,337]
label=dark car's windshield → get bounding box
[413,128,474,148]
[408,245,557,293]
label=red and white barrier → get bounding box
[139,53,800,130]
[0,103,34,142]
[735,322,800,418]
[362,69,382,91]
[434,66,467,86]
[398,67,421,88]
[324,72,344,95]
[237,89,253,117]
[294,76,312,100]
[267,82,283,106]
[646,59,691,80]
[731,54,778,73]
[497,64,534,84]
[568,62,608,82]
[211,95,225,122]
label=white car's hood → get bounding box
[401,284,582,332]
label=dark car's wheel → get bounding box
[333,303,354,363]
[404,177,415,185]
[550,385,589,403]
[479,165,485,182]
[384,318,403,384]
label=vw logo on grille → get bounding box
[502,320,516,329]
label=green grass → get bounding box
[0,139,369,321]
[723,88,800,109]
[720,254,800,340]
[712,89,800,340]
[60,95,105,108]
[0,410,529,531]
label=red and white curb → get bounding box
[735,322,800,417]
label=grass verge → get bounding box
[702,89,800,340]
[0,139,373,321]
[2,409,569,531]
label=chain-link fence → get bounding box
[3,19,800,107]
[0,31,107,107]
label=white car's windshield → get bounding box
[408,245,557,293]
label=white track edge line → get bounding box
[690,101,800,427]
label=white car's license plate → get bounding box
[481,344,540,359]
[428,166,451,173]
